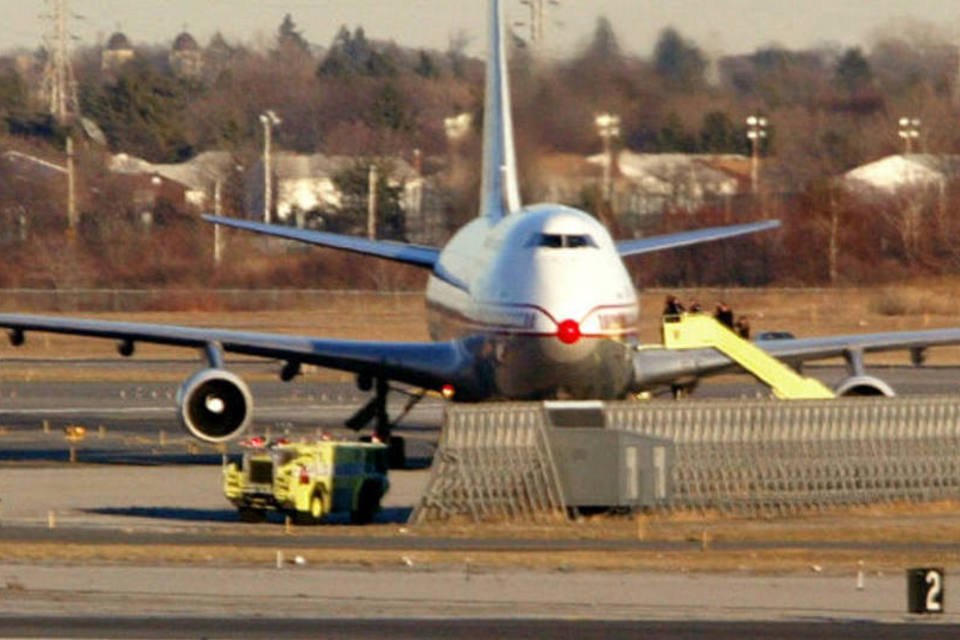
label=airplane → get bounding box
[2,0,959,463]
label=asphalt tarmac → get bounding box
[3,362,960,637]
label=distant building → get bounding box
[102,32,135,72]
[537,150,750,230]
[0,150,68,239]
[842,154,960,196]
[245,152,442,243]
[109,151,237,212]
[169,31,203,78]
[1,150,66,180]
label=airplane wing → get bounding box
[616,220,781,258]
[0,313,469,391]
[755,329,960,363]
[204,215,440,269]
[632,327,960,392]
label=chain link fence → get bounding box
[415,396,960,522]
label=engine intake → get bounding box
[177,368,253,442]
[834,374,896,398]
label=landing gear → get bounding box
[347,375,424,469]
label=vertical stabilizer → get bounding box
[479,0,522,220]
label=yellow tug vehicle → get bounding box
[223,436,389,524]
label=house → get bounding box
[245,152,441,243]
[842,154,960,196]
[536,150,750,230]
[613,151,748,217]
[109,151,237,210]
[0,150,68,238]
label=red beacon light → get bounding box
[556,319,582,344]
[441,384,456,399]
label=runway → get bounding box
[2,362,960,637]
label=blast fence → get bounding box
[414,396,960,522]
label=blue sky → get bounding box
[2,1,958,57]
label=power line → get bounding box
[42,0,80,124]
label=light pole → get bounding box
[259,110,281,224]
[898,117,921,154]
[746,115,767,195]
[595,112,620,204]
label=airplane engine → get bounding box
[177,369,253,442]
[834,375,895,398]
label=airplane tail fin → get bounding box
[479,0,522,220]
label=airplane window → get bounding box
[526,234,597,248]
[565,234,597,248]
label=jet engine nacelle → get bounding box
[177,368,253,442]
[834,375,896,398]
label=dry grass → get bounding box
[1,541,953,575]
[3,501,958,574]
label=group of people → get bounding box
[662,295,750,339]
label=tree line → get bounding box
[0,13,959,289]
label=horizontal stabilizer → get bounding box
[616,220,781,258]
[203,215,439,269]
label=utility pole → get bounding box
[367,164,379,240]
[954,28,960,107]
[213,180,223,266]
[66,136,77,231]
[43,0,80,124]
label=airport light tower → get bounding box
[595,112,620,204]
[898,117,921,154]
[746,115,767,195]
[259,110,282,224]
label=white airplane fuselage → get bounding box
[426,203,640,400]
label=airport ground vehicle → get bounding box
[223,439,389,524]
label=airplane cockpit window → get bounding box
[526,233,597,249]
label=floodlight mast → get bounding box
[259,110,282,224]
[746,115,768,195]
[595,112,621,204]
[898,116,921,154]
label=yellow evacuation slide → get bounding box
[662,313,835,400]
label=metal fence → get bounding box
[608,396,960,515]
[0,287,834,313]
[415,396,960,522]
[412,404,567,523]
[0,289,422,313]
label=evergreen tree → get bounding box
[414,50,439,78]
[80,59,196,162]
[653,27,706,91]
[834,47,873,92]
[317,26,396,78]
[699,111,748,154]
[332,161,405,240]
[277,14,310,53]
[585,16,622,62]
